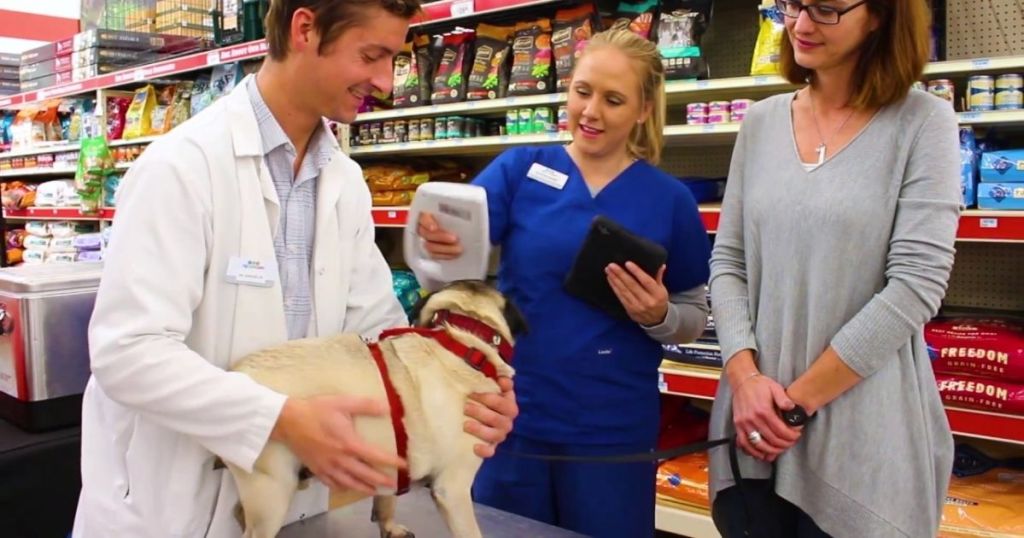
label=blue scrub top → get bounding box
[473,145,711,445]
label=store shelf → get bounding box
[357,92,565,122]
[411,0,562,27]
[109,136,160,147]
[3,207,114,220]
[958,109,1024,126]
[349,132,572,156]
[658,366,1024,446]
[0,142,80,160]
[655,501,720,538]
[699,204,721,234]
[0,167,77,178]
[372,207,410,227]
[958,209,1024,242]
[0,40,270,108]
[924,55,1024,76]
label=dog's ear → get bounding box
[502,298,529,336]
[408,292,433,326]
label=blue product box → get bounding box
[960,128,978,207]
[680,177,727,204]
[980,149,1024,183]
[977,182,1024,210]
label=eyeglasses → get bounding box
[775,0,868,25]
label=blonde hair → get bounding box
[578,29,667,165]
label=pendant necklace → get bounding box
[808,87,857,166]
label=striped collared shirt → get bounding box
[246,76,334,340]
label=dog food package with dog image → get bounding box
[466,24,513,101]
[552,5,597,92]
[431,31,474,104]
[940,467,1024,537]
[927,317,1024,382]
[508,19,553,96]
[607,0,658,40]
[935,373,1024,416]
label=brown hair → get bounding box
[779,0,932,109]
[580,29,667,165]
[265,0,422,61]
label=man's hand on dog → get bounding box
[606,262,670,326]
[466,377,518,457]
[418,212,463,259]
[272,395,406,495]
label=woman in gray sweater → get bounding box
[708,1,960,536]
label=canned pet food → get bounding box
[518,108,533,135]
[968,75,994,111]
[708,100,730,113]
[382,121,395,142]
[420,118,434,140]
[408,120,420,142]
[358,123,370,145]
[730,99,755,122]
[928,79,955,105]
[446,116,464,139]
[533,107,553,134]
[996,74,1023,110]
[686,102,708,125]
[395,120,407,143]
[369,122,382,143]
[506,110,519,135]
[706,112,728,124]
[731,111,747,123]
[434,117,447,139]
[557,106,569,132]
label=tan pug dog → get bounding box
[226,280,527,538]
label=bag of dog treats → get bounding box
[75,136,114,214]
[508,19,554,96]
[362,164,429,192]
[467,24,513,101]
[750,1,785,75]
[940,468,1024,537]
[394,34,433,108]
[124,85,156,139]
[657,0,712,80]
[432,31,474,104]
[552,5,597,92]
[608,0,658,40]
[927,317,1024,383]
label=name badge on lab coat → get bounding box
[527,163,568,190]
[226,256,279,287]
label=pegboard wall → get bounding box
[944,242,1024,312]
[946,0,1024,58]
[700,0,763,78]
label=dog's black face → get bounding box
[409,280,528,338]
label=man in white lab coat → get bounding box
[73,1,518,536]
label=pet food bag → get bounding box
[935,373,1024,416]
[656,452,710,509]
[750,2,785,75]
[552,5,596,92]
[75,136,115,214]
[431,31,474,104]
[393,34,433,108]
[927,317,1024,383]
[362,164,429,192]
[608,0,658,40]
[466,24,513,101]
[940,468,1024,537]
[508,19,554,96]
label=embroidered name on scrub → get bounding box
[527,163,569,190]
[226,257,279,287]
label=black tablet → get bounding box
[563,215,668,320]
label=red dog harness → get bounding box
[367,310,514,494]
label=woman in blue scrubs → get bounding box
[419,29,711,537]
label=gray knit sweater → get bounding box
[708,90,960,538]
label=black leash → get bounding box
[503,436,734,463]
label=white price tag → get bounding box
[658,373,667,392]
[206,51,221,65]
[961,111,981,121]
[702,124,717,133]
[132,69,145,82]
[387,211,397,219]
[697,80,710,89]
[451,0,474,17]
[971,58,991,68]
[0,98,11,108]
[980,218,998,229]
[754,76,770,85]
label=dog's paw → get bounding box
[381,525,415,538]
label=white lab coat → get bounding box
[73,78,407,537]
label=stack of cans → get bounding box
[996,74,1023,110]
[686,99,756,125]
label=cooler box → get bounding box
[0,264,102,431]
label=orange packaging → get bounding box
[656,452,710,509]
[940,468,1024,537]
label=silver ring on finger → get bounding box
[747,430,763,444]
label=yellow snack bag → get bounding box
[124,85,156,139]
[750,5,785,76]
